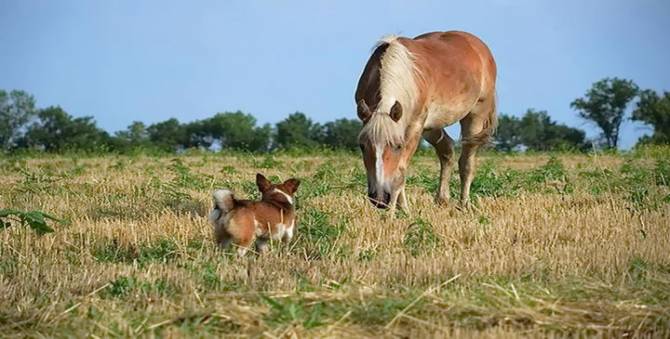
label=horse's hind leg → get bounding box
[423,128,455,204]
[459,99,495,206]
[458,141,479,206]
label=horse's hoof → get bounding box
[456,200,471,211]
[435,196,450,206]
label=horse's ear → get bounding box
[390,101,403,122]
[256,173,272,192]
[357,100,372,123]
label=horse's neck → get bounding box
[404,118,427,151]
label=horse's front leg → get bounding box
[398,186,410,216]
[387,189,401,216]
[389,186,410,217]
[398,186,410,212]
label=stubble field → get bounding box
[1,148,669,338]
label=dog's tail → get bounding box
[212,189,235,213]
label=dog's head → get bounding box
[256,173,300,206]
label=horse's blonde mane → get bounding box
[377,35,421,115]
[359,113,404,146]
[359,35,421,146]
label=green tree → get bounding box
[632,90,670,145]
[274,112,323,149]
[201,111,271,151]
[146,118,189,151]
[0,90,37,150]
[519,109,588,151]
[320,118,362,150]
[180,112,271,152]
[184,119,214,149]
[495,110,588,152]
[21,106,110,152]
[112,121,150,151]
[518,109,554,151]
[494,114,522,151]
[571,78,639,149]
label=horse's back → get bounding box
[405,31,496,80]
[400,31,497,129]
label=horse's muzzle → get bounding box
[368,191,391,209]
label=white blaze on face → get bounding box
[375,144,384,191]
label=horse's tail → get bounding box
[462,94,497,147]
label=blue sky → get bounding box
[1,0,669,148]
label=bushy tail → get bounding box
[212,189,235,213]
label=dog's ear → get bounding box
[283,178,300,195]
[256,173,272,192]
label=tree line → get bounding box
[1,77,668,154]
[496,78,669,151]
[0,93,363,153]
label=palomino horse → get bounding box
[355,31,497,212]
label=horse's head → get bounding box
[357,100,407,209]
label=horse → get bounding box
[355,31,497,213]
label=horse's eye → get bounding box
[393,144,402,152]
[359,144,365,151]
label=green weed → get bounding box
[297,208,346,259]
[403,218,441,257]
[261,295,328,329]
[103,275,177,299]
[0,209,66,235]
[92,238,179,264]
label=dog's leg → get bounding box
[236,233,254,257]
[236,246,249,257]
[216,229,233,249]
[220,237,232,249]
[255,238,269,254]
[282,221,295,243]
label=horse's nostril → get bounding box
[383,192,391,204]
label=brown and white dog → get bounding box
[209,173,300,256]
